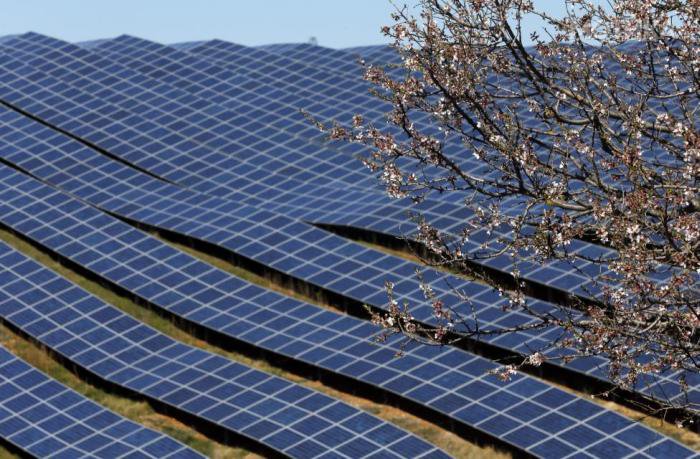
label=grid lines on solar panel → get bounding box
[0,157,692,457]
[0,345,204,458]
[0,238,446,457]
[0,102,694,414]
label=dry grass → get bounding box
[0,228,509,458]
[0,446,19,458]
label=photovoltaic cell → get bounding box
[0,345,203,458]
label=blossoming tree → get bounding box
[319,0,699,420]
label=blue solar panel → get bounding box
[0,162,690,456]
[0,97,693,416]
[0,236,445,457]
[0,345,203,458]
[0,30,696,457]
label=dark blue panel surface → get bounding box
[0,345,202,458]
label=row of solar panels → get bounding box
[0,32,694,458]
[0,158,688,458]
[0,32,693,410]
[3,31,651,307]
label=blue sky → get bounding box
[0,1,571,49]
[0,1,420,48]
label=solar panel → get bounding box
[0,32,619,306]
[0,156,690,456]
[179,38,372,104]
[0,30,695,456]
[100,35,417,169]
[172,38,425,132]
[0,345,203,458]
[0,99,693,414]
[0,234,448,458]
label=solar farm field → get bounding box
[0,32,697,458]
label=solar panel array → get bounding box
[87,35,682,302]
[0,87,692,412]
[0,234,445,459]
[0,160,689,457]
[0,32,635,304]
[0,31,696,458]
[0,345,202,458]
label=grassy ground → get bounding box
[0,228,509,458]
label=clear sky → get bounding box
[0,1,422,48]
[0,1,574,49]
